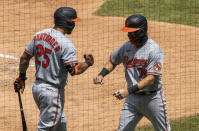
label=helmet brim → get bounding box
[72,17,81,22]
[121,27,140,32]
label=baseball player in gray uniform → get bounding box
[14,7,94,131]
[94,14,171,131]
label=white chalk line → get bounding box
[0,54,19,60]
[0,53,35,71]
[0,54,34,90]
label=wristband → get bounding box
[98,68,110,77]
[19,72,27,81]
[127,84,139,94]
[85,61,91,67]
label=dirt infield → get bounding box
[0,0,199,131]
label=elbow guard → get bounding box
[65,63,78,76]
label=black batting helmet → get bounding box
[54,7,81,34]
[121,14,148,45]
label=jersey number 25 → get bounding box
[36,44,52,68]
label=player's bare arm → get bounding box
[19,52,32,73]
[93,60,116,84]
[113,75,155,100]
[66,54,94,76]
[75,62,91,75]
[14,52,32,93]
[137,75,155,90]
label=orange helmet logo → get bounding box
[126,20,131,27]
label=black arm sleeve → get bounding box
[65,63,78,76]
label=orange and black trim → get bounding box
[72,17,81,22]
[121,27,140,32]
[74,64,78,75]
[25,49,33,56]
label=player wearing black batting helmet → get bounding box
[94,14,171,131]
[54,7,81,34]
[14,6,94,131]
[122,14,148,48]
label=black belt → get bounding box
[135,90,157,95]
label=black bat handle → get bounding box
[17,91,27,131]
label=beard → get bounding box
[66,30,72,34]
[128,34,142,48]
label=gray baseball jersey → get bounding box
[25,28,78,87]
[25,28,78,131]
[110,38,164,92]
[110,39,171,131]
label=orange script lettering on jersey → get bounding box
[124,56,148,68]
[34,33,60,52]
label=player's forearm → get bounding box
[128,75,155,94]
[104,60,116,72]
[19,53,32,73]
[76,62,90,75]
[75,54,94,75]
[137,75,155,90]
[98,60,116,77]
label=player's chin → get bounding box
[66,30,72,34]
[65,28,74,35]
[130,40,142,47]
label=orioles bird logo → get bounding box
[153,62,162,71]
[126,20,131,27]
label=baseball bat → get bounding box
[17,90,27,131]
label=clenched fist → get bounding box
[84,54,94,67]
[14,77,27,93]
[113,89,129,100]
[93,75,104,85]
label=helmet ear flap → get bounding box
[136,28,145,37]
[65,20,75,34]
[135,28,148,44]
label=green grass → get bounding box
[135,114,199,131]
[95,0,199,27]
